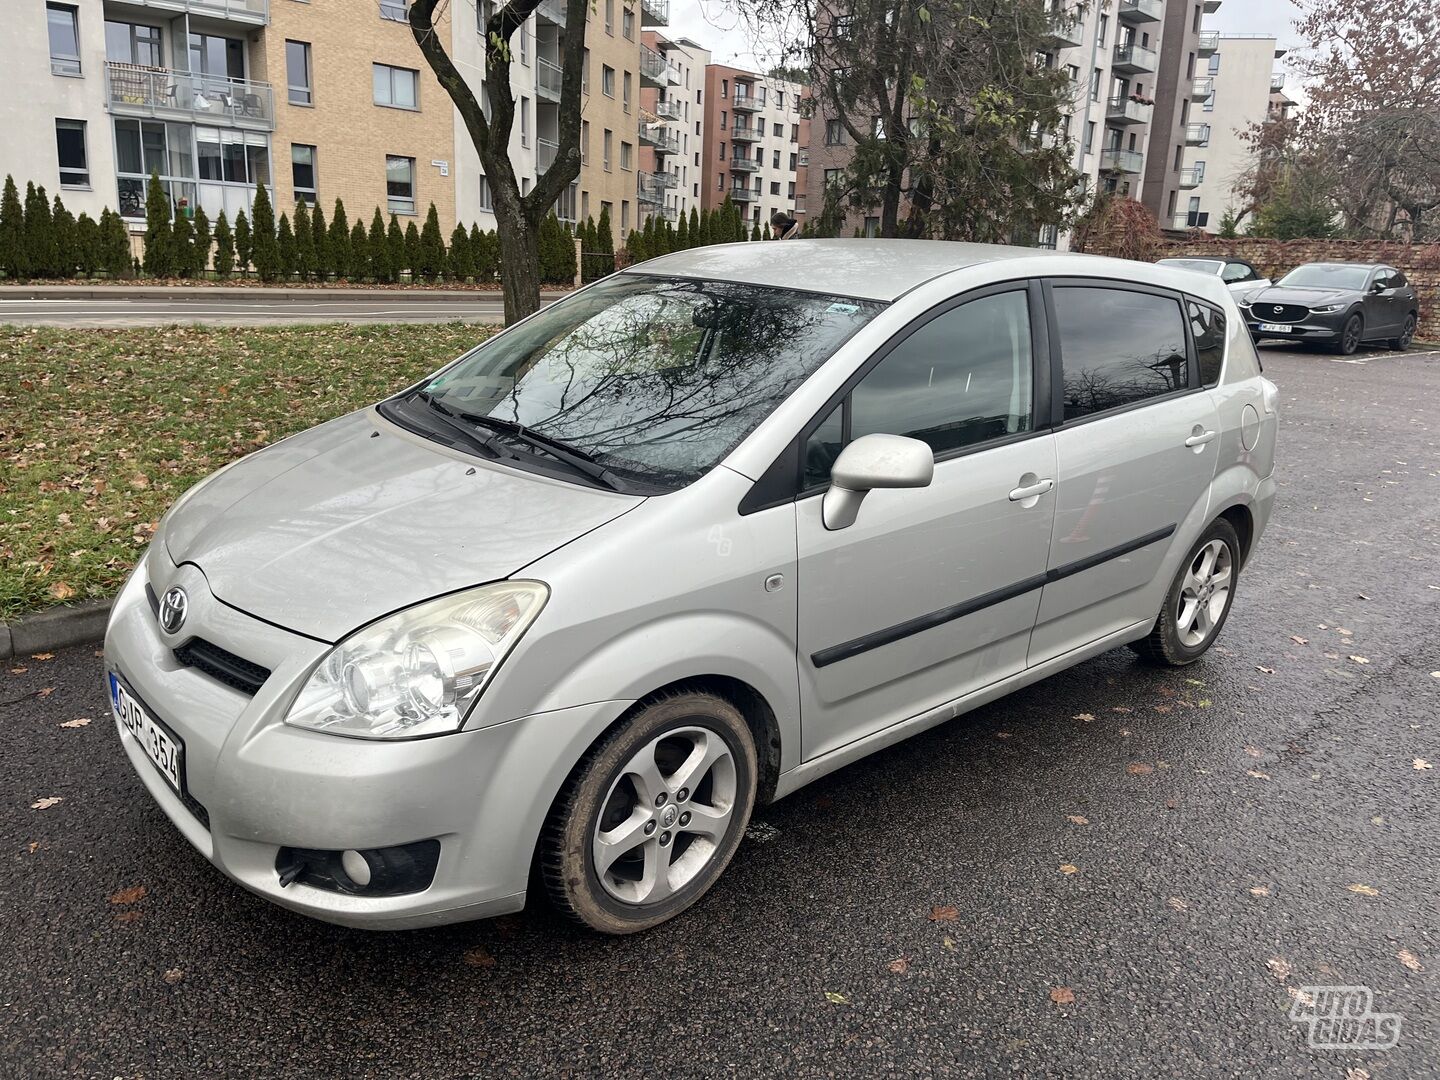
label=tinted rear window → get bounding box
[1189,301,1226,386]
[1054,287,1189,420]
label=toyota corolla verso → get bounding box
[105,241,1278,934]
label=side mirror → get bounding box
[822,433,934,531]
[1370,281,1387,294]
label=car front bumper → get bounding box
[103,549,631,929]
[1242,309,1349,342]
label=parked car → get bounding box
[1157,256,1271,295]
[1237,262,1419,354]
[104,241,1278,934]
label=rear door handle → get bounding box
[1184,431,1217,447]
[1008,478,1054,502]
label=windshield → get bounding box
[1279,264,1371,290]
[403,275,882,490]
[1159,259,1222,275]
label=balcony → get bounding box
[536,57,562,103]
[728,121,760,142]
[637,176,663,205]
[1198,31,1219,55]
[1172,211,1210,229]
[1185,122,1211,146]
[1112,42,1157,74]
[638,122,678,154]
[1041,11,1083,49]
[1179,166,1205,189]
[1099,147,1144,174]
[640,0,669,27]
[654,97,682,121]
[104,62,273,131]
[1105,96,1152,125]
[536,137,559,173]
[729,157,759,172]
[536,0,566,25]
[1203,0,1221,10]
[1117,0,1162,23]
[105,0,269,26]
[1191,76,1214,100]
[731,89,762,112]
[1271,72,1285,91]
[729,186,758,202]
[639,43,667,88]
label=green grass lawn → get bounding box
[1,323,493,621]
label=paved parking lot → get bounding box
[1,345,1436,1078]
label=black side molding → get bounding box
[809,523,1177,668]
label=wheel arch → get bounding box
[1217,503,1255,567]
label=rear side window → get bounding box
[1189,301,1225,386]
[1391,270,1408,287]
[1053,286,1188,420]
[1222,262,1256,283]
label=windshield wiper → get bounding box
[447,409,632,493]
[410,391,508,461]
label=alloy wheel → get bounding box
[592,726,738,905]
[1342,315,1362,353]
[1175,539,1233,648]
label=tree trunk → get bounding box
[496,210,542,323]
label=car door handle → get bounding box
[1184,431,1217,447]
[1008,478,1054,502]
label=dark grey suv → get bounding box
[1238,262,1419,354]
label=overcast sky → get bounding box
[668,0,1307,73]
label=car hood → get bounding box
[162,409,642,641]
[1242,285,1357,308]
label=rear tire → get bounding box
[1130,519,1240,667]
[1332,313,1363,355]
[538,691,757,934]
[1388,314,1416,351]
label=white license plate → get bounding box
[110,673,183,793]
[1258,322,1293,333]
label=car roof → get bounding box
[1297,261,1388,270]
[626,239,1110,302]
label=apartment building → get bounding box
[573,0,641,239]
[1175,35,1291,231]
[700,65,808,228]
[636,23,706,228]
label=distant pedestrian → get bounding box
[770,211,800,239]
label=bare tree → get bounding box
[408,0,587,322]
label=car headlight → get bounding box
[1311,304,1344,314]
[284,581,548,739]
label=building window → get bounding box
[824,167,842,189]
[1084,121,1095,152]
[720,110,727,130]
[621,200,630,231]
[605,0,614,33]
[386,155,415,214]
[602,65,615,97]
[790,123,799,142]
[1098,14,1108,45]
[775,90,785,108]
[380,0,408,20]
[105,21,163,67]
[286,41,313,105]
[1208,53,1220,74]
[113,118,201,220]
[788,181,796,198]
[291,143,317,204]
[47,4,82,76]
[620,141,633,170]
[789,152,797,170]
[622,7,634,38]
[520,95,530,145]
[1203,90,1215,112]
[373,63,419,109]
[772,148,780,168]
[770,181,780,195]
[603,128,613,170]
[719,141,726,160]
[479,174,492,211]
[825,119,844,145]
[722,78,729,98]
[623,71,632,111]
[581,120,590,164]
[55,119,89,186]
[863,216,879,238]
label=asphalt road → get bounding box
[0,292,525,327]
[2,345,1437,1079]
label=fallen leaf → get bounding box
[1256,665,1275,674]
[824,991,849,1005]
[1197,698,1212,708]
[48,581,76,601]
[941,935,956,951]
[36,687,55,698]
[1246,769,1272,781]
[1111,706,1132,714]
[1126,762,1153,775]
[994,731,1012,740]
[31,653,55,661]
[1347,883,1379,897]
[1072,712,1095,723]
[30,797,63,810]
[1397,948,1423,972]
[113,911,142,924]
[1288,987,1315,1008]
[1371,815,1385,826]
[1346,1069,1372,1080]
[1185,678,1205,687]
[1266,956,1292,980]
[929,905,959,922]
[1066,815,1090,826]
[1059,864,1079,875]
[1152,704,1172,714]
[1349,655,1370,665]
[1290,635,1309,645]
[1166,897,1189,912]
[1244,746,1263,758]
[461,947,496,968]
[60,717,91,729]
[9,666,27,674]
[163,968,185,985]
[1049,987,1075,1005]
[27,842,40,854]
[1249,885,1271,897]
[887,957,910,974]
[1414,758,1432,771]
[109,885,147,905]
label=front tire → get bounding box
[1130,519,1240,667]
[1333,313,1363,355]
[1388,314,1416,351]
[538,691,758,934]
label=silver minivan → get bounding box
[104,241,1278,934]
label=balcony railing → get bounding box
[536,0,566,25]
[107,0,269,25]
[1271,72,1285,91]
[1041,11,1083,49]
[1117,0,1162,22]
[654,97,682,120]
[104,62,274,130]
[653,170,678,189]
[639,43,667,87]
[1179,166,1205,188]
[536,57,562,103]
[1172,211,1210,229]
[1185,122,1211,146]
[640,0,669,26]
[1105,96,1152,125]
[729,157,759,172]
[638,122,678,154]
[729,186,758,202]
[731,90,762,112]
[637,177,663,205]
[1198,31,1219,54]
[1112,42,1157,73]
[536,137,559,173]
[1099,147,1144,174]
[1191,76,1214,99]
[728,121,760,142]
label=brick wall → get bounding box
[1086,233,1440,339]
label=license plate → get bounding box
[110,673,183,793]
[1258,322,1292,333]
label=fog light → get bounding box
[340,849,372,887]
[275,839,441,897]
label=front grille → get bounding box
[1255,303,1310,323]
[174,639,272,696]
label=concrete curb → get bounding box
[0,285,572,301]
[1,600,112,660]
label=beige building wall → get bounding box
[264,1,455,232]
[576,0,639,242]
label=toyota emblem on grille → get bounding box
[159,587,188,634]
